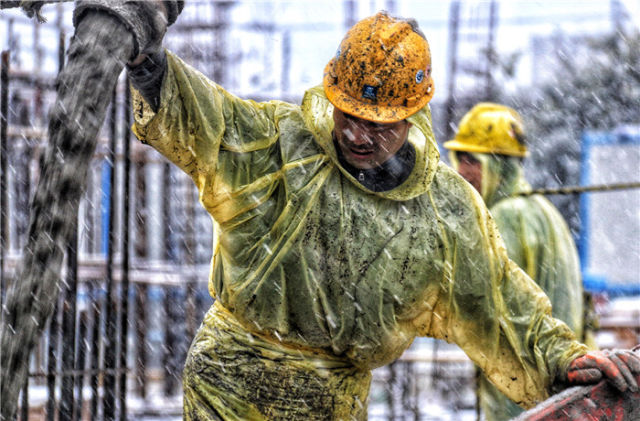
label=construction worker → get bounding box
[73,3,640,419]
[444,103,592,421]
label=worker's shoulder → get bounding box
[272,103,325,161]
[492,195,532,214]
[271,98,302,114]
[490,197,537,234]
[426,162,486,218]
[430,162,481,200]
[493,193,559,218]
[491,195,566,237]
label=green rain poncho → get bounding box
[132,51,587,420]
[449,151,585,421]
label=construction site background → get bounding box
[0,1,638,420]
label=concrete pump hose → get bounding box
[0,11,134,420]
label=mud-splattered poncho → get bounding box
[131,51,587,420]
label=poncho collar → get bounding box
[301,85,440,201]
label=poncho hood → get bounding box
[301,85,440,201]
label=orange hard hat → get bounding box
[323,11,435,123]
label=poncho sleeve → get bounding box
[412,164,587,409]
[130,50,281,211]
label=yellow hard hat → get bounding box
[323,11,435,123]
[444,103,528,157]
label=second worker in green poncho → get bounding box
[71,2,640,419]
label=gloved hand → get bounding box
[565,349,640,392]
[73,0,184,63]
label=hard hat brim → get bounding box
[443,140,529,158]
[323,66,433,124]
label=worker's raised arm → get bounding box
[74,0,280,181]
[130,51,281,196]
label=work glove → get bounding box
[564,348,640,393]
[73,0,184,62]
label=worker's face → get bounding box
[455,152,483,193]
[333,109,411,170]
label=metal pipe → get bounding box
[163,287,180,396]
[134,158,148,400]
[12,108,33,251]
[518,181,640,196]
[443,1,461,140]
[103,85,119,421]
[1,50,9,328]
[163,163,172,260]
[343,0,356,29]
[485,0,498,101]
[161,163,185,397]
[118,76,132,421]
[88,283,101,420]
[75,311,88,421]
[32,367,129,378]
[387,361,397,421]
[475,367,482,421]
[161,164,176,396]
[280,31,290,98]
[185,173,197,341]
[135,283,148,400]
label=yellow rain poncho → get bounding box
[132,51,587,420]
[449,151,585,421]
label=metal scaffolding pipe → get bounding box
[0,50,8,328]
[103,86,119,421]
[118,76,132,421]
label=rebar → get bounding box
[135,283,148,400]
[89,283,101,420]
[75,311,89,421]
[519,181,640,196]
